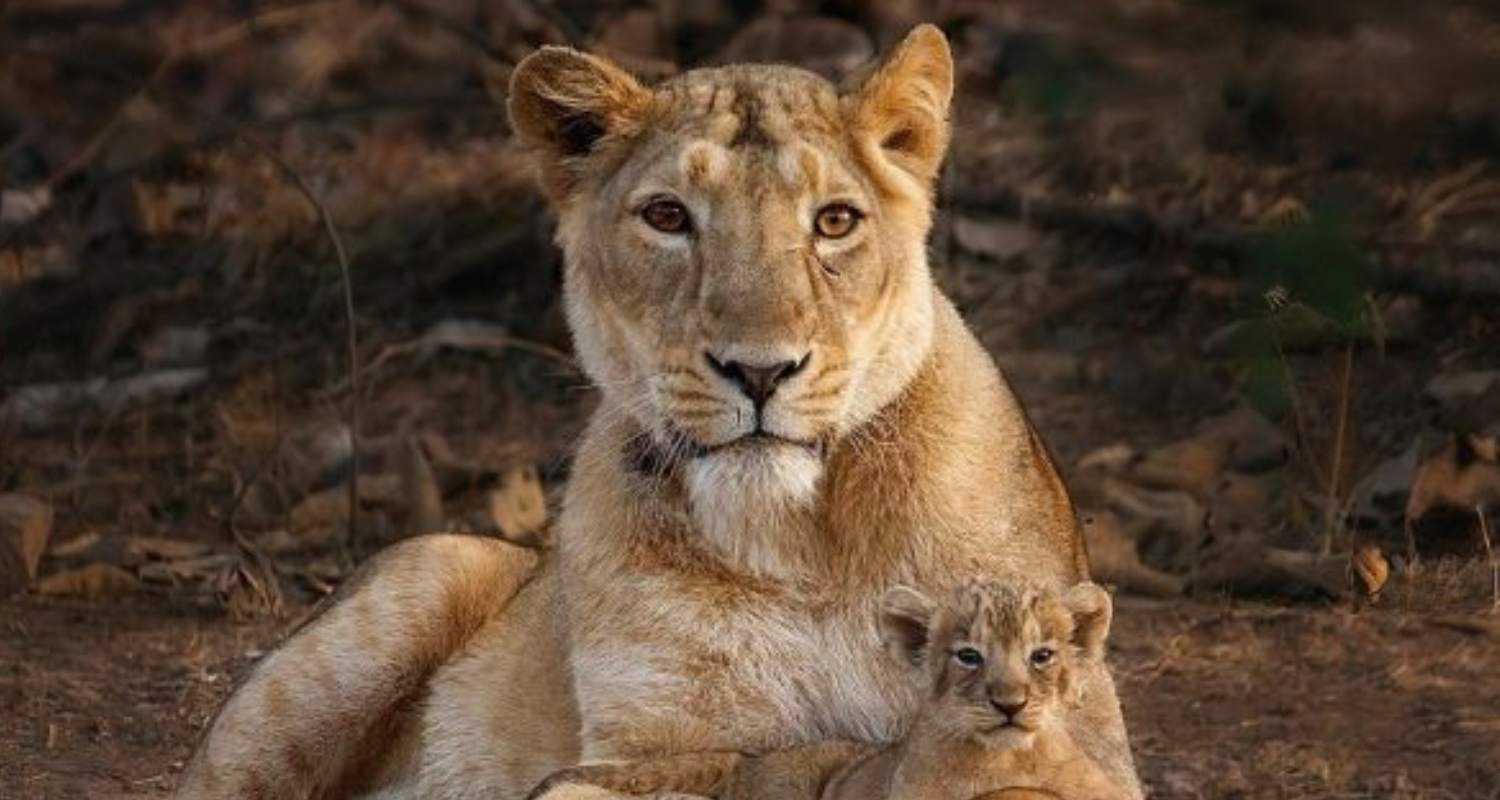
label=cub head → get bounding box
[507,26,953,561]
[879,579,1113,749]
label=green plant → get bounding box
[1228,203,1383,554]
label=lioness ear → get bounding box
[846,24,954,194]
[508,46,651,198]
[1064,582,1113,661]
[879,585,938,667]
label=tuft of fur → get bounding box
[684,445,824,576]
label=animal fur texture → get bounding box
[177,26,1142,800]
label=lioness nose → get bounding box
[706,352,809,408]
[991,695,1028,719]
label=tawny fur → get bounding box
[529,580,1125,800]
[177,26,1140,800]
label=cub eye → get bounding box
[641,199,691,234]
[952,647,984,669]
[814,203,861,239]
[1030,647,1055,667]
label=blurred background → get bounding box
[2,1,1499,797]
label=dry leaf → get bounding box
[1352,544,1390,599]
[131,180,203,237]
[488,465,547,544]
[48,531,103,559]
[1258,196,1310,228]
[1101,477,1205,539]
[400,436,444,534]
[34,563,141,598]
[1080,510,1184,598]
[0,186,53,226]
[138,554,236,585]
[125,536,213,562]
[1076,443,1136,474]
[289,474,404,536]
[1129,434,1233,495]
[1,493,53,596]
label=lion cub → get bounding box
[531,578,1124,800]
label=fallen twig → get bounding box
[372,320,574,375]
[245,137,363,558]
[1429,614,1500,638]
[1320,344,1355,556]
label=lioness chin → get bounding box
[177,25,1142,800]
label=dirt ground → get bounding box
[3,592,1498,800]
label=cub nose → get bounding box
[991,695,1029,719]
[706,352,810,408]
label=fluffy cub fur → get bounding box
[532,579,1125,800]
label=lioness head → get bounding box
[507,26,953,559]
[880,579,1113,749]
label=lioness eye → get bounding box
[1030,647,1055,667]
[814,204,860,238]
[952,647,984,668]
[642,199,691,234]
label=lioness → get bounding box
[530,579,1125,800]
[178,25,1142,800]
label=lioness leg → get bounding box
[1064,660,1143,800]
[409,566,581,799]
[529,743,869,800]
[526,752,743,799]
[176,535,540,799]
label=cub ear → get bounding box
[879,585,938,667]
[1063,582,1113,661]
[508,46,651,198]
[846,24,954,194]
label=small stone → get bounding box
[0,186,52,226]
[97,367,208,415]
[1424,370,1500,432]
[1425,370,1500,409]
[951,216,1043,262]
